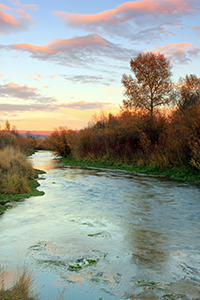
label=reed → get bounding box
[0,268,39,300]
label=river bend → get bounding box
[0,151,200,299]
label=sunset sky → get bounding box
[0,0,200,132]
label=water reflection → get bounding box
[130,228,167,267]
[1,151,200,299]
[29,151,61,170]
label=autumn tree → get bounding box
[4,120,11,132]
[177,74,200,111]
[121,52,172,115]
[47,127,71,157]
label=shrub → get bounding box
[47,128,71,157]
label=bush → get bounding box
[47,128,71,157]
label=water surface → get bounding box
[1,151,200,299]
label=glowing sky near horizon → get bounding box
[0,0,200,131]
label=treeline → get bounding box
[47,52,200,175]
[47,103,200,172]
[0,120,46,153]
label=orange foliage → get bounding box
[122,52,172,115]
[0,121,48,153]
[47,102,200,171]
[47,127,71,157]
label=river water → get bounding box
[1,151,200,299]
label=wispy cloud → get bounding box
[154,42,200,64]
[63,74,115,85]
[0,101,113,115]
[9,0,38,11]
[28,72,42,81]
[1,33,198,68]
[57,101,113,110]
[0,103,56,113]
[192,25,200,32]
[0,2,36,34]
[53,0,198,40]
[2,34,138,67]
[0,82,56,103]
[49,74,58,78]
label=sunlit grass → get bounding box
[0,147,35,194]
[0,147,45,214]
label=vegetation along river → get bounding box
[1,150,200,300]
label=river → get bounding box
[1,150,200,299]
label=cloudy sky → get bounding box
[0,0,200,131]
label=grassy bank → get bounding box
[0,171,44,214]
[60,156,200,183]
[0,147,44,214]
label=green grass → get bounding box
[60,156,200,183]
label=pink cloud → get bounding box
[192,25,200,31]
[0,81,56,103]
[154,42,200,64]
[0,4,10,11]
[54,0,194,25]
[10,34,137,66]
[0,5,36,34]
[0,103,56,114]
[53,0,197,39]
[7,81,35,90]
[156,42,194,51]
[28,72,42,80]
[0,81,36,98]
[9,0,38,11]
[12,43,55,54]
[16,8,31,18]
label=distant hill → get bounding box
[18,130,52,136]
[18,130,53,139]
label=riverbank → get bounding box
[0,147,45,214]
[0,169,45,214]
[60,156,200,183]
[1,150,200,300]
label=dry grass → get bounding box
[0,267,66,300]
[0,268,39,300]
[0,147,35,194]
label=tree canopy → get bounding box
[177,74,200,111]
[121,52,172,115]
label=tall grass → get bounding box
[0,268,39,300]
[0,147,35,195]
[0,267,66,300]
